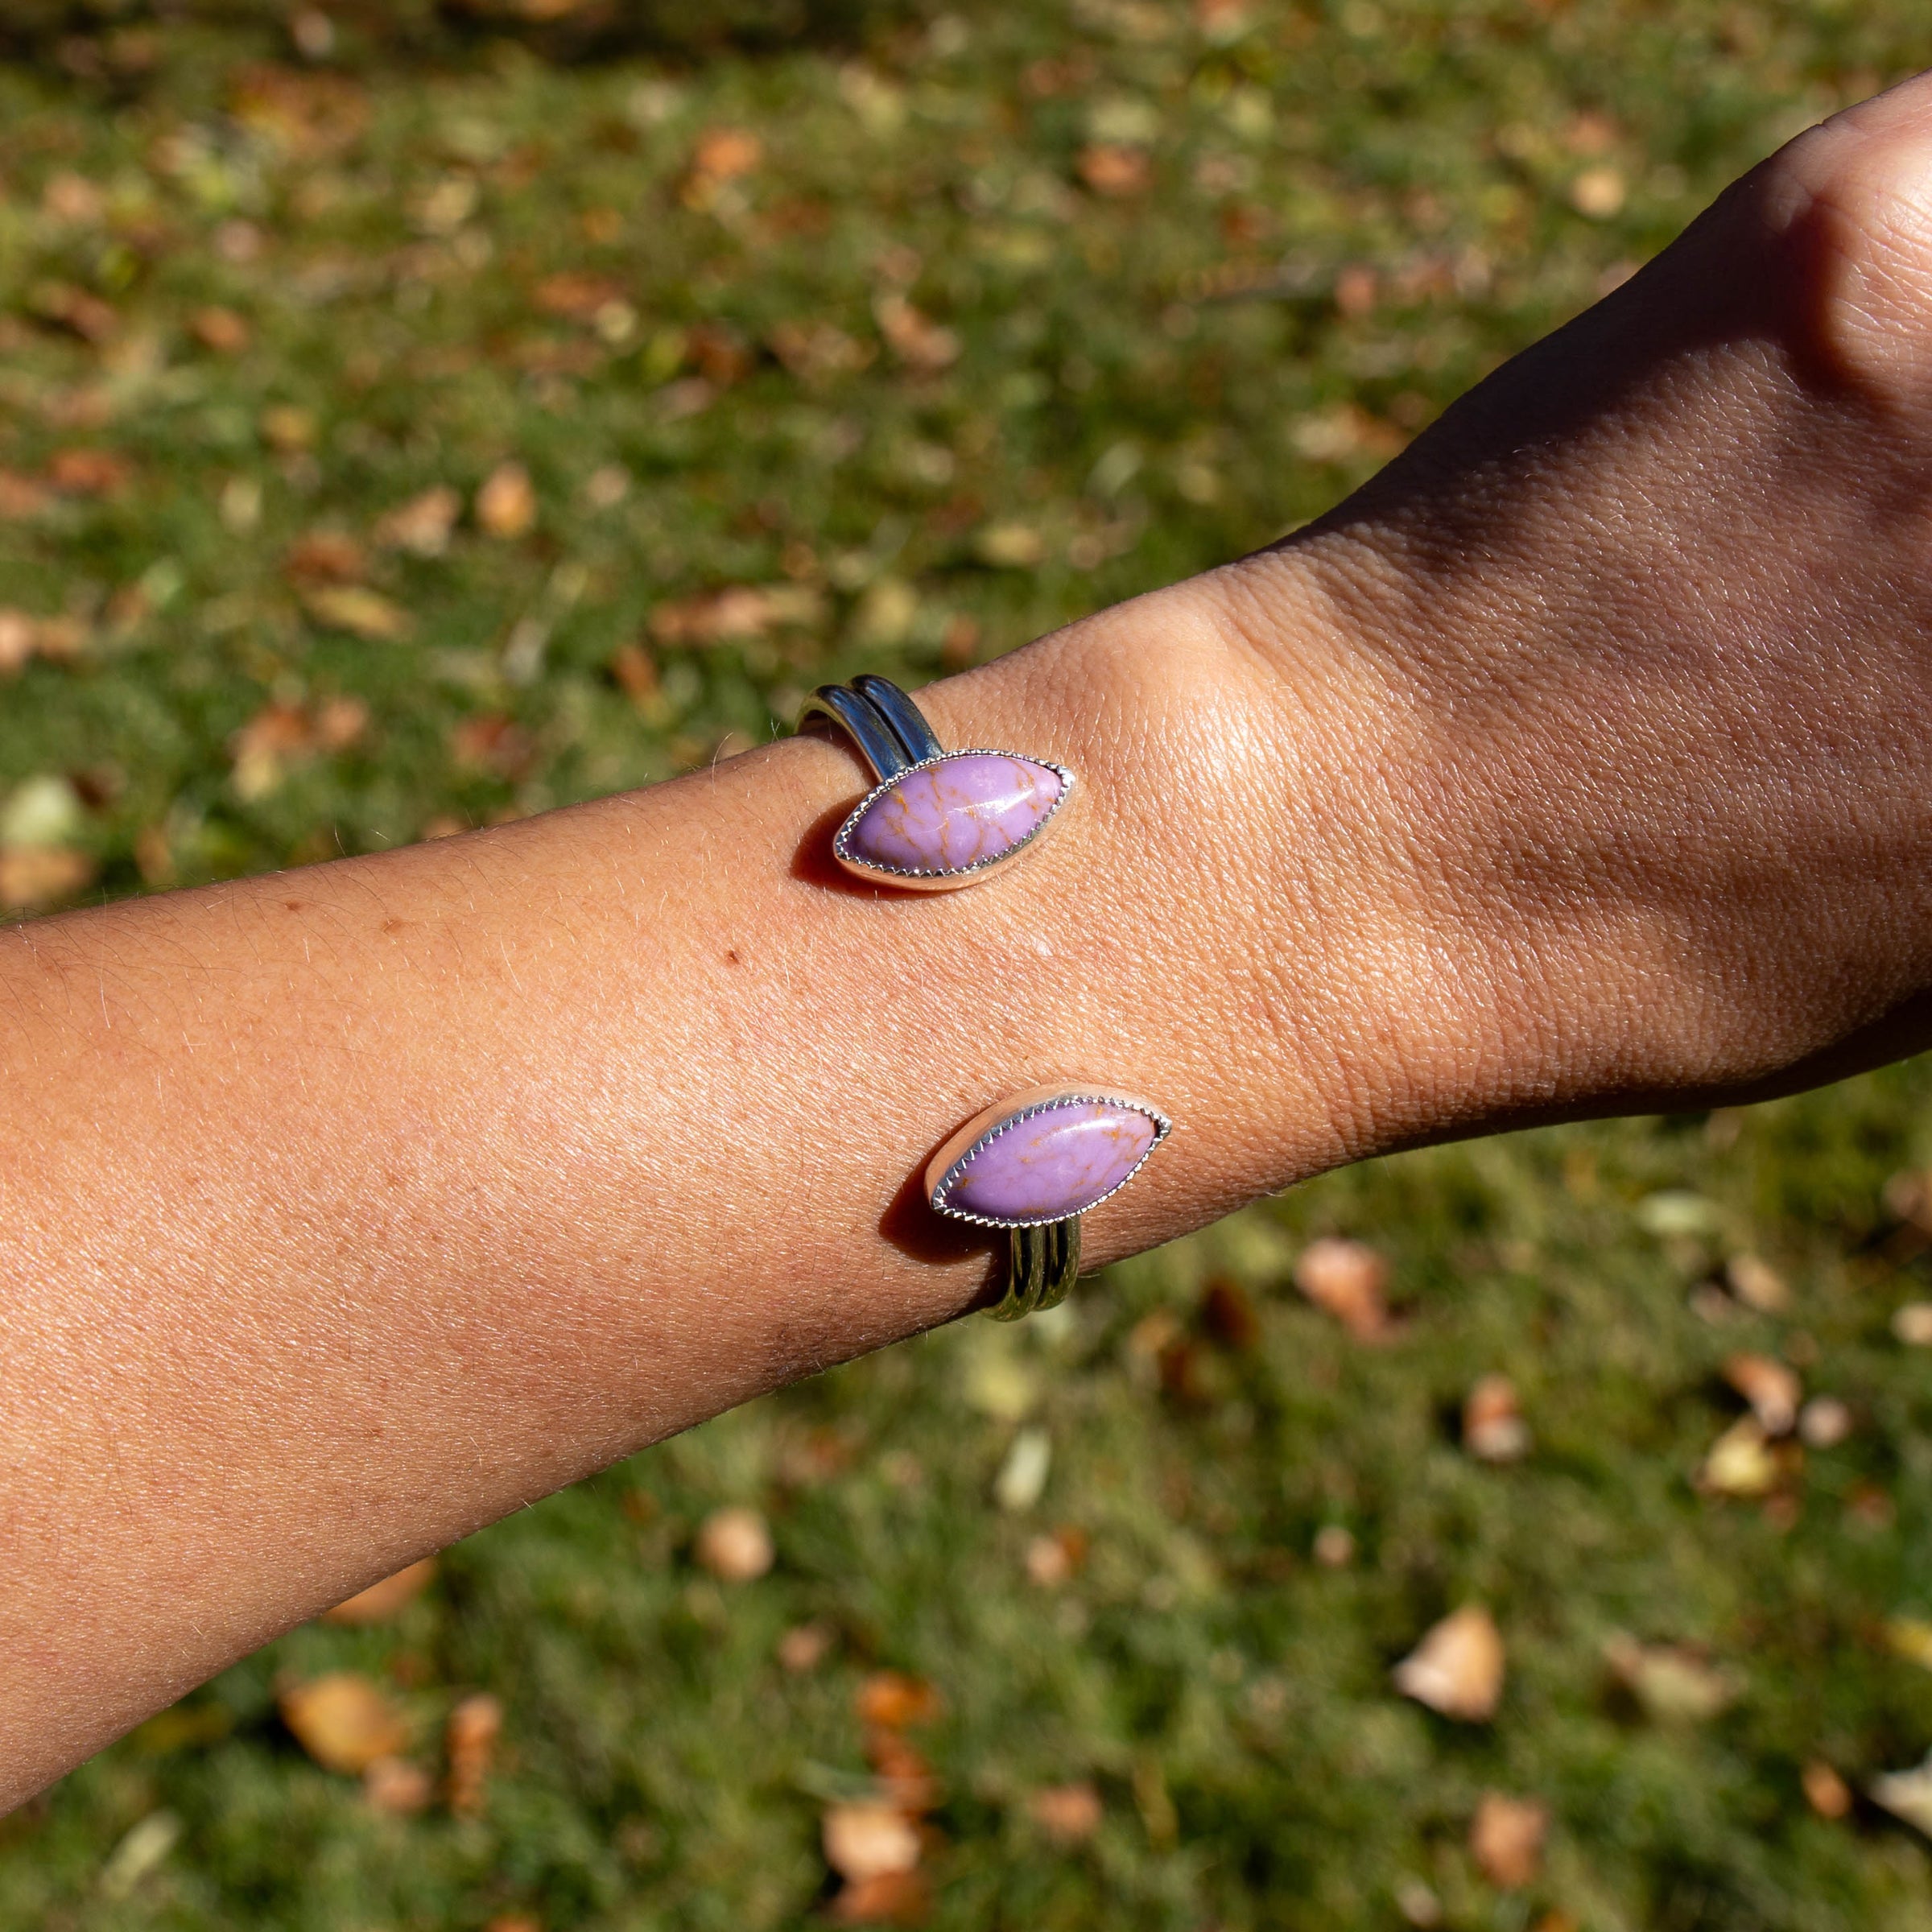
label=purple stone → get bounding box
[840,752,1067,877]
[936,1097,1163,1226]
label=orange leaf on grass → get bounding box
[694,1505,774,1582]
[374,485,461,557]
[1293,1236,1390,1340]
[1463,1374,1531,1463]
[1393,1606,1505,1722]
[1723,1353,1801,1436]
[650,584,822,645]
[873,294,960,372]
[192,306,252,354]
[691,126,763,183]
[824,1801,921,1883]
[284,528,369,584]
[857,1671,943,1730]
[364,1755,434,1814]
[1470,1792,1548,1889]
[1029,1781,1102,1843]
[46,448,133,495]
[0,470,50,518]
[446,1692,502,1818]
[279,1673,408,1774]
[302,584,411,641]
[533,271,626,321]
[475,460,537,539]
[828,1869,928,1926]
[0,845,95,911]
[1077,143,1153,196]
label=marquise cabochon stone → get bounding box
[931,1092,1170,1228]
[837,751,1068,881]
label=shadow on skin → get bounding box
[877,1121,1008,1313]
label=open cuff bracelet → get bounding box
[799,671,1073,890]
[800,677,1173,1321]
[927,1083,1173,1320]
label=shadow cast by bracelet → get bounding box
[790,798,881,894]
[877,1138,1008,1315]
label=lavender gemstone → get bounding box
[843,753,1065,875]
[938,1099,1161,1225]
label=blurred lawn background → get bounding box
[7,2,1932,1927]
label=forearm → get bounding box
[0,565,1386,1796]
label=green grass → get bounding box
[7,3,1932,1926]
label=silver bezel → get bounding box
[926,1083,1174,1228]
[832,750,1075,891]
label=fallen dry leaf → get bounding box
[450,713,533,780]
[285,528,368,584]
[1200,1277,1261,1350]
[314,695,369,751]
[1078,142,1153,196]
[857,1671,942,1731]
[1026,1527,1088,1587]
[1872,1752,1932,1837]
[1293,1236,1389,1340]
[192,306,252,354]
[1292,402,1406,465]
[1393,1605,1505,1721]
[42,170,105,225]
[476,460,537,539]
[778,1620,834,1672]
[1335,262,1379,317]
[1470,1791,1547,1889]
[99,1811,180,1902]
[1723,1353,1801,1436]
[1604,1635,1736,1724]
[46,447,132,495]
[1799,1395,1852,1448]
[1570,165,1627,218]
[0,469,51,518]
[1463,1373,1531,1462]
[1725,1253,1790,1311]
[973,523,1046,570]
[691,126,763,182]
[609,642,664,716]
[261,403,317,452]
[1894,1302,1932,1346]
[823,1801,921,1882]
[827,1868,928,1926]
[650,584,822,645]
[363,1755,434,1814]
[1029,1781,1103,1843]
[0,609,83,675]
[1699,1416,1778,1496]
[0,611,35,675]
[302,584,412,641]
[1314,1524,1355,1567]
[0,844,94,910]
[446,1691,502,1818]
[374,485,461,557]
[694,1505,774,1582]
[27,280,116,342]
[1885,1616,1932,1669]
[533,270,626,321]
[873,293,960,371]
[279,1672,408,1774]
[324,1557,436,1626]
[866,1727,939,1816]
[1803,1759,1852,1819]
[769,319,873,384]
[230,63,370,159]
